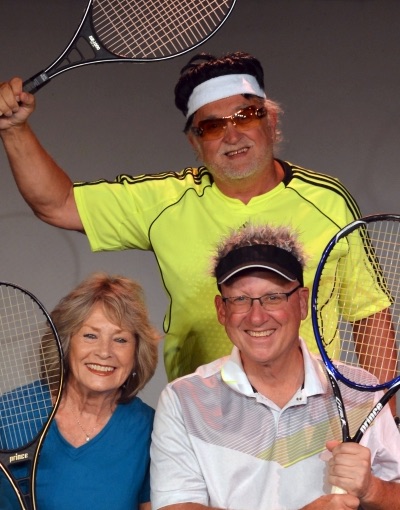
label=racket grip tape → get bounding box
[331,485,347,494]
[23,72,50,94]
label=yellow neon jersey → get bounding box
[74,161,389,381]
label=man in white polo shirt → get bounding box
[150,224,400,510]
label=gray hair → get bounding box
[211,224,307,278]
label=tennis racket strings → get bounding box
[0,284,61,451]
[92,0,235,59]
[315,216,400,387]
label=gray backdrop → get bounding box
[1,0,399,409]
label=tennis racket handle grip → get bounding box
[23,72,49,94]
[331,485,347,494]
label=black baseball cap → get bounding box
[215,244,304,286]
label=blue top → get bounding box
[0,382,154,510]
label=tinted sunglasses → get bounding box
[190,105,267,141]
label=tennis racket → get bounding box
[311,213,400,494]
[0,282,64,510]
[22,0,237,94]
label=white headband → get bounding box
[186,74,266,118]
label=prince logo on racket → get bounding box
[150,224,400,510]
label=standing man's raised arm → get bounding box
[0,77,83,232]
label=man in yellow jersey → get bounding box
[0,52,396,399]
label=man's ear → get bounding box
[187,131,202,158]
[215,294,226,326]
[299,287,310,320]
[187,130,196,147]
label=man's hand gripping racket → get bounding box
[311,214,400,494]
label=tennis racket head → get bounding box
[312,213,400,392]
[23,0,237,93]
[92,0,237,60]
[0,282,64,510]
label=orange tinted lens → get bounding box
[195,106,265,141]
[197,118,226,139]
[234,107,257,125]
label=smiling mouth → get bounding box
[247,330,274,337]
[86,363,115,373]
[225,147,249,157]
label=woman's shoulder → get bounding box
[118,396,155,422]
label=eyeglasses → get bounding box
[190,105,267,141]
[222,285,302,314]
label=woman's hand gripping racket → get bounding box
[0,282,64,510]
[311,214,400,494]
[22,0,237,94]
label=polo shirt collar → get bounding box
[221,338,329,399]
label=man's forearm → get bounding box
[360,476,400,509]
[1,122,82,230]
[353,309,398,415]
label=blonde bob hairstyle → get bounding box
[41,272,161,403]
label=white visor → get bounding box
[186,74,266,118]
